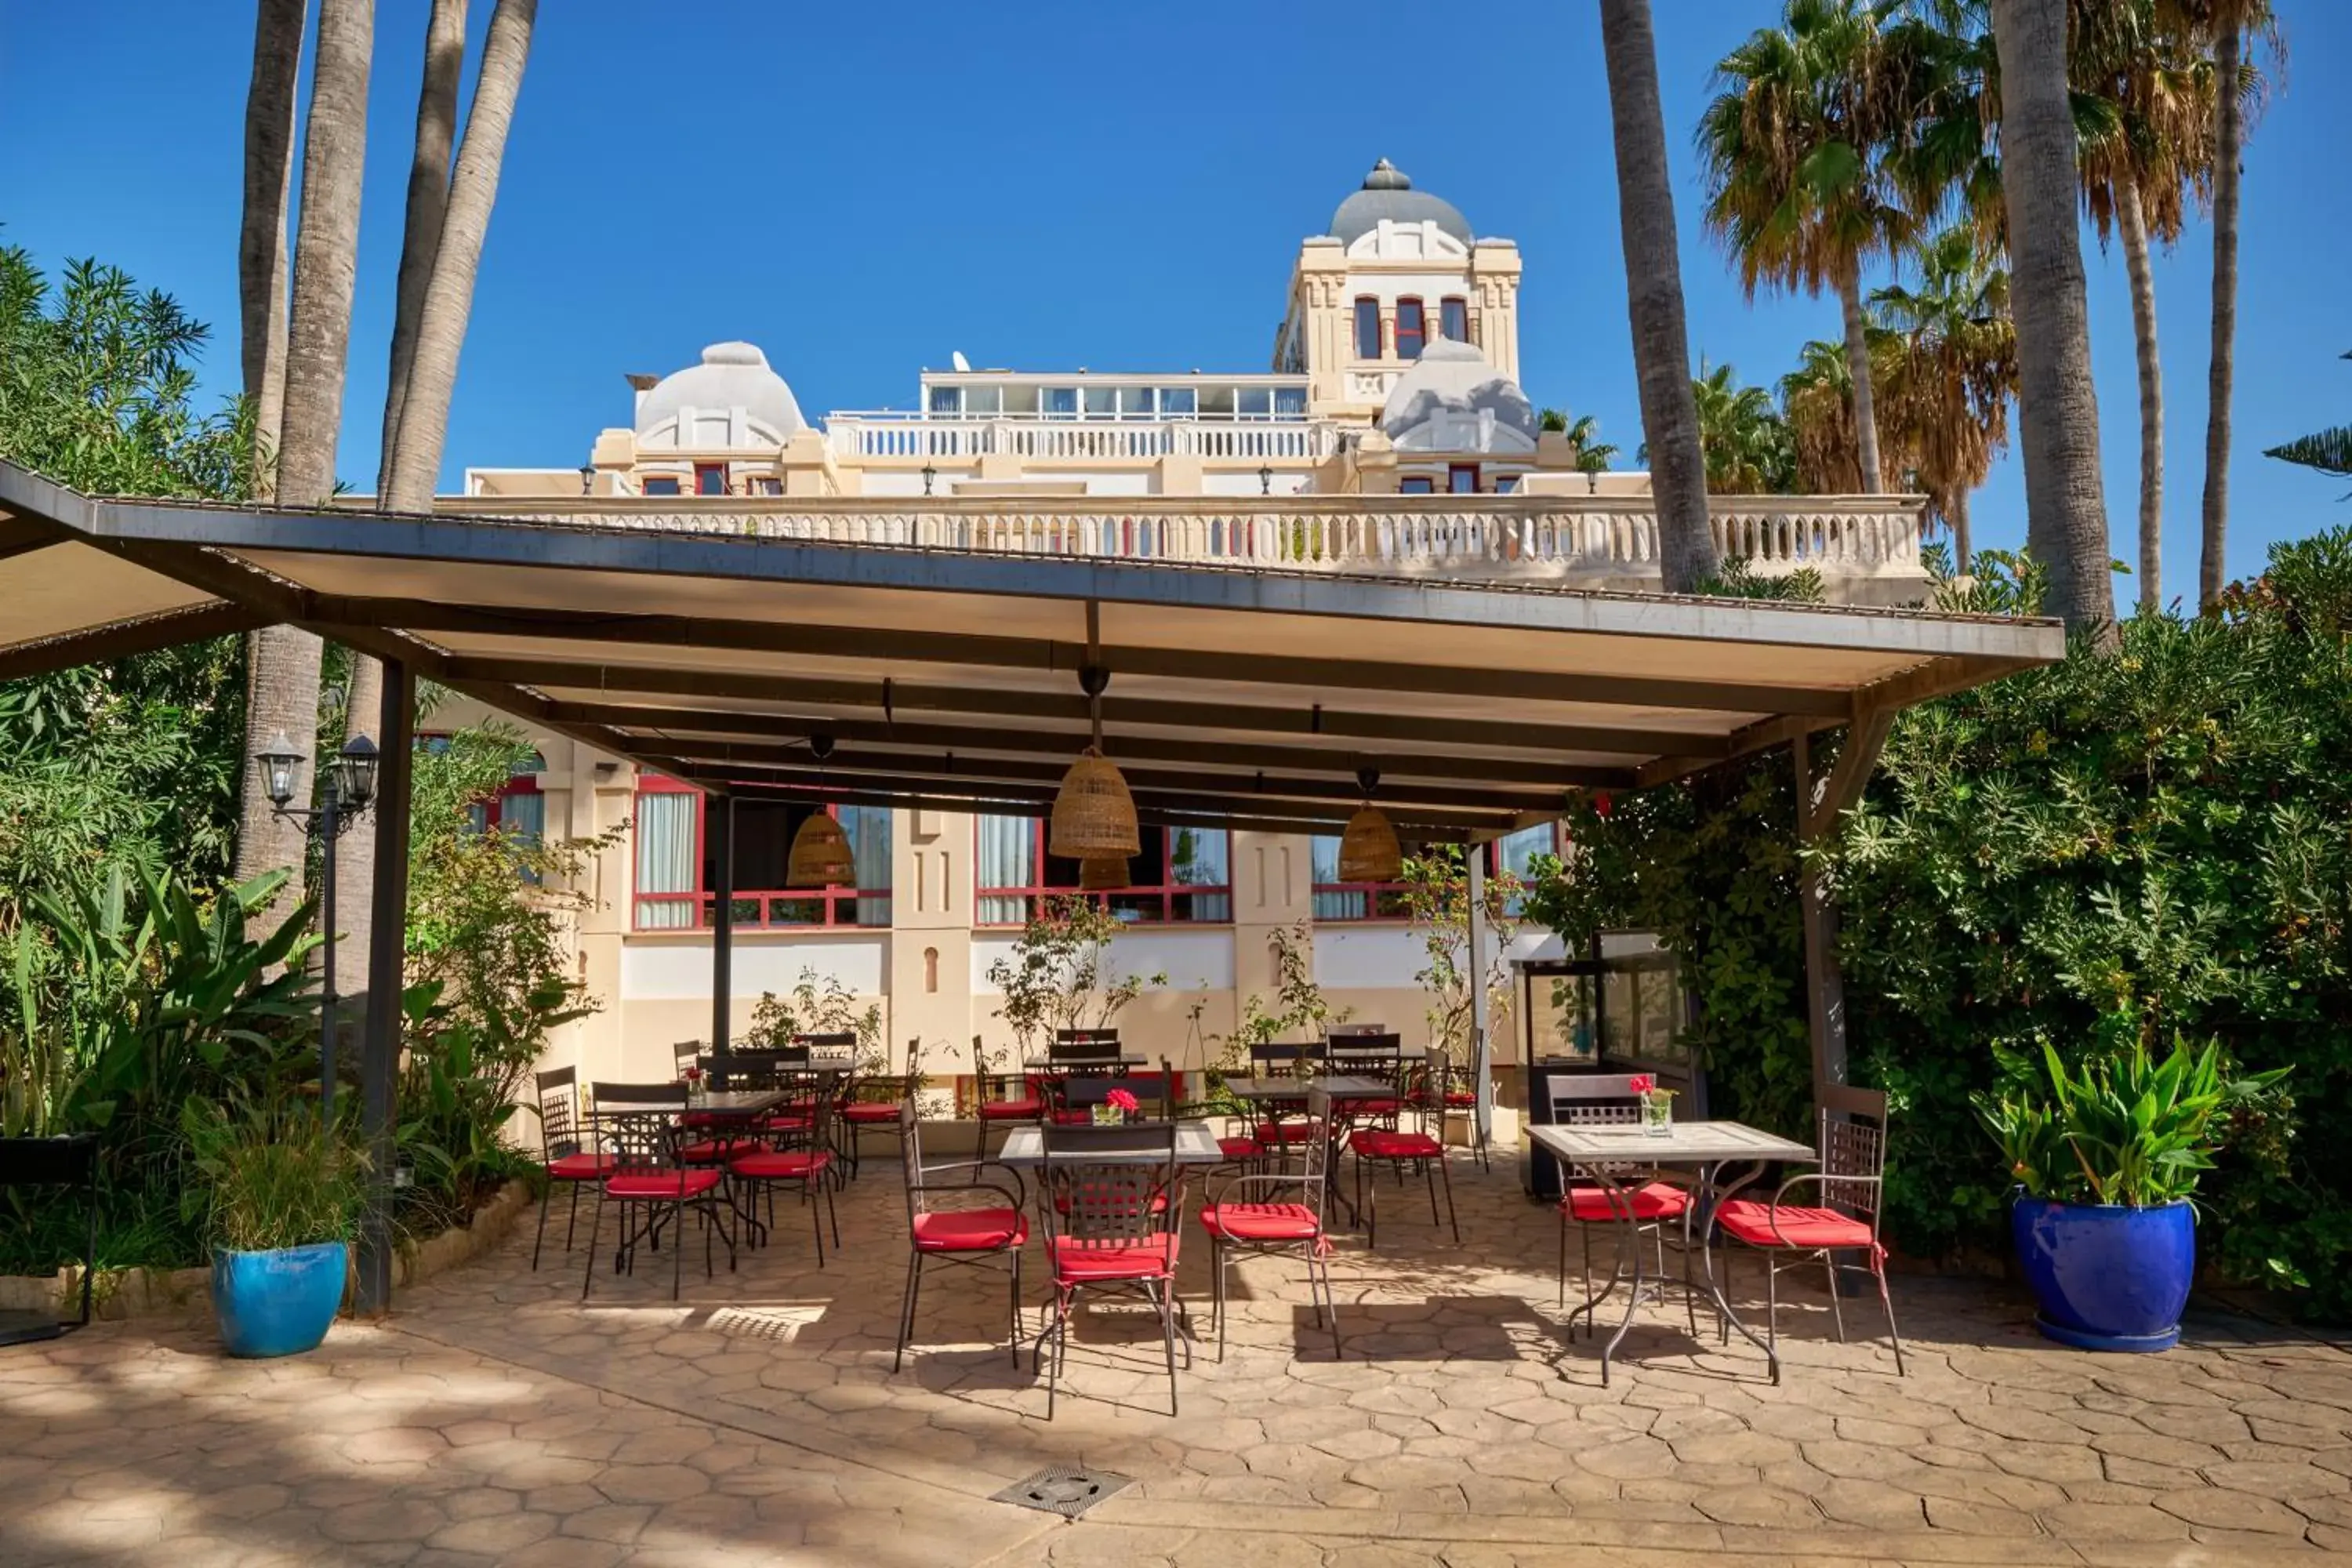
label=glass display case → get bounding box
[1515,931,1703,1198]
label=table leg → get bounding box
[1694,1160,1781,1384]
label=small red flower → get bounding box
[1627,1073,1653,1095]
[682,1065,703,1083]
[1593,791,1614,819]
[1105,1087,1140,1113]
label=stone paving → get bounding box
[6,1145,2352,1566]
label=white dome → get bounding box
[633,342,804,449]
[1380,337,1537,452]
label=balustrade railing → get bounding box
[826,416,1338,463]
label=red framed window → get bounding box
[1395,297,1425,361]
[694,462,728,495]
[1449,463,1479,495]
[1310,821,1565,923]
[975,817,1230,925]
[1439,296,1470,343]
[642,474,682,495]
[1353,296,1383,360]
[632,775,892,930]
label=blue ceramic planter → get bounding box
[2012,1196,2194,1352]
[210,1242,348,1358]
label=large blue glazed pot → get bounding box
[210,1241,348,1358]
[2012,1196,2194,1352]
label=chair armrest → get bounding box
[909,1179,1025,1213]
[1205,1171,1309,1209]
[916,1159,1028,1207]
[1756,1171,1882,1249]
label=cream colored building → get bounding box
[423,162,1933,1102]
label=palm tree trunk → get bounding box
[1989,0,2115,635]
[332,654,383,999]
[237,0,305,499]
[233,626,325,902]
[1950,484,1973,578]
[379,0,467,495]
[2118,173,2164,615]
[274,0,375,509]
[2199,21,2242,609]
[1838,262,1885,494]
[383,0,538,507]
[1596,0,1716,593]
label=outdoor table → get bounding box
[679,1090,788,1246]
[1020,1053,1149,1072]
[1221,1074,1392,1103]
[1529,1119,1815,1386]
[993,1119,1226,1169]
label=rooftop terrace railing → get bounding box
[824,415,1339,463]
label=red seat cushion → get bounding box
[1560,1181,1691,1223]
[1051,1235,1177,1283]
[546,1152,615,1181]
[1258,1119,1324,1146]
[1352,1129,1443,1160]
[1200,1202,1322,1243]
[912,1208,1028,1252]
[605,1170,724,1200]
[1217,1136,1263,1161]
[840,1102,902,1123]
[760,1113,814,1133]
[979,1098,1043,1120]
[1342,1097,1405,1117]
[730,1149,834,1180]
[1715,1200,1876,1251]
[677,1138,757,1163]
[1443,1091,1475,1107]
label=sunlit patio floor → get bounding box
[6,1148,2352,1566]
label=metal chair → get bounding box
[529,1065,612,1271]
[1246,1040,1327,1156]
[1201,1084,1341,1362]
[1713,1084,1906,1376]
[1054,1058,1174,1124]
[1034,1120,1186,1417]
[1550,1073,1693,1335]
[728,1076,841,1264]
[1346,1047,1458,1247]
[1412,1041,1492,1174]
[1326,1029,1407,1125]
[581,1081,736,1301]
[894,1102,1028,1373]
[840,1039,922,1180]
[975,1033,1046,1158]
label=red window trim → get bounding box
[693,462,728,496]
[1311,824,1566,924]
[630,775,889,931]
[1395,297,1425,361]
[1449,463,1480,495]
[972,818,1232,927]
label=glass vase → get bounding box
[1091,1102,1123,1127]
[1641,1092,1671,1136]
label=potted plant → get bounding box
[183,1089,366,1358]
[1976,1038,2284,1352]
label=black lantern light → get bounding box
[921,463,937,496]
[257,728,305,809]
[1258,463,1273,495]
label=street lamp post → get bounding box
[254,729,380,1102]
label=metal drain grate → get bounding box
[989,1465,1134,1519]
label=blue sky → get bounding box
[4,0,2347,599]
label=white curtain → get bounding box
[976,815,1035,924]
[1494,822,1553,915]
[841,806,892,926]
[1309,834,1366,920]
[1169,826,1230,922]
[634,792,698,928]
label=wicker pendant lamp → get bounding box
[1049,662,1140,859]
[1077,854,1131,891]
[1338,764,1402,883]
[786,735,857,887]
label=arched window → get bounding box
[1396,298,1425,360]
[1440,296,1469,343]
[1353,296,1381,360]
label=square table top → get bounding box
[1224,1075,1395,1102]
[1530,1120,1815,1167]
[682,1090,789,1118]
[994,1120,1225,1168]
[1021,1053,1150,1071]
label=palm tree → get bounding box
[1780,338,1868,495]
[1698,0,1917,495]
[2077,0,2219,612]
[1538,409,1621,479]
[1871,227,2019,572]
[1596,0,1718,592]
[237,0,304,497]
[234,0,375,914]
[379,0,469,482]
[2263,352,2351,487]
[1988,0,2114,633]
[1688,362,1798,494]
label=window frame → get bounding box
[629,775,891,931]
[1439,296,1470,344]
[693,462,728,496]
[1399,475,1436,495]
[1353,296,1383,360]
[1395,296,1426,360]
[641,474,682,496]
[1449,463,1480,495]
[972,818,1232,927]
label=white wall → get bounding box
[1312,927,1425,991]
[970,927,1234,993]
[621,935,888,1000]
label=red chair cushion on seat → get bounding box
[1258,1119,1324,1146]
[978,1098,1044,1120]
[839,1102,902,1123]
[1715,1200,1876,1251]
[1352,1129,1443,1160]
[1051,1235,1177,1283]
[546,1152,615,1181]
[1341,1097,1405,1117]
[760,1112,814,1133]
[729,1149,834,1181]
[1217,1136,1263,1161]
[912,1208,1028,1252]
[605,1170,724,1200]
[1200,1202,1322,1243]
[1443,1091,1476,1106]
[1559,1181,1690,1223]
[677,1138,757,1163]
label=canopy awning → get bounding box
[0,461,2063,837]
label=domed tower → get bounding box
[1275,159,1523,426]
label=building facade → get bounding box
[423,162,1931,1096]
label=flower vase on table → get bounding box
[683,1065,706,1107]
[1094,1087,1141,1127]
[1630,1074,1672,1136]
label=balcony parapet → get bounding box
[824,415,1338,463]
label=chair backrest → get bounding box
[1249,1040,1322,1077]
[1328,1022,1388,1037]
[1545,1072,1649,1178]
[1040,1120,1178,1243]
[1298,1084,1334,1191]
[898,1101,930,1224]
[587,1080,688,1174]
[795,1032,856,1060]
[1059,1062,1174,1120]
[1817,1083,1889,1216]
[534,1065,581,1159]
[672,1040,705,1073]
[1056,1027,1120,1047]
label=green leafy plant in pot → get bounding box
[182,1088,366,1357]
[1976,1039,2285,1353]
